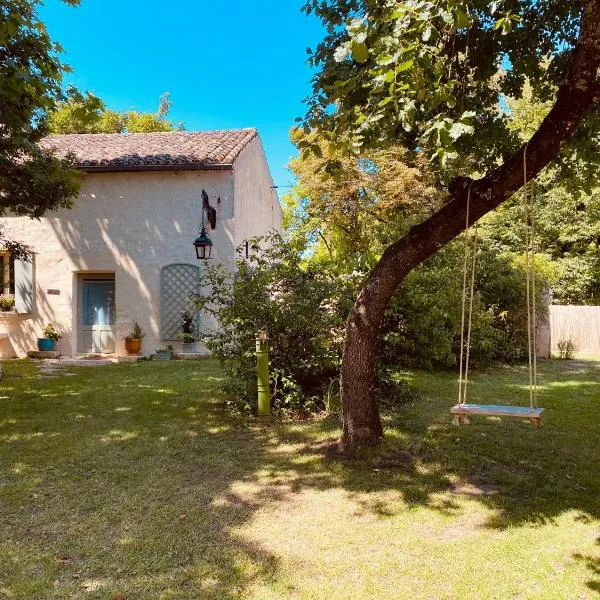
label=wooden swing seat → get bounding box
[450,403,544,427]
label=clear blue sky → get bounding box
[40,0,326,190]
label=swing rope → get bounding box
[523,145,538,408]
[457,145,538,410]
[457,182,477,406]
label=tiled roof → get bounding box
[40,129,258,171]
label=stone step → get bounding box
[27,350,61,359]
[175,352,210,360]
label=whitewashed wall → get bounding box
[233,136,282,248]
[0,169,237,357]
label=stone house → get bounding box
[0,129,282,357]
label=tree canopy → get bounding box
[302,0,598,181]
[48,90,183,134]
[0,0,81,218]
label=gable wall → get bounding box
[233,136,283,249]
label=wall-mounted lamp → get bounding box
[193,189,217,260]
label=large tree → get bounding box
[0,0,81,219]
[302,0,600,450]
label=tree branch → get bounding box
[364,0,600,314]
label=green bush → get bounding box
[379,240,547,370]
[557,339,576,359]
[195,233,354,414]
[196,234,545,415]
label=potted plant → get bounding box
[178,311,196,352]
[152,345,174,361]
[37,323,62,352]
[124,321,145,355]
[0,295,15,312]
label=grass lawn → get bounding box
[0,358,598,599]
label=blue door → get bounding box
[78,278,116,353]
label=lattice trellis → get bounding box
[160,263,201,341]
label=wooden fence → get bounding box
[547,305,600,355]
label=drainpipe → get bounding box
[256,328,271,421]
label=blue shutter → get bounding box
[14,256,33,314]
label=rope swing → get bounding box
[451,146,545,427]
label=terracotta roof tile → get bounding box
[40,129,258,171]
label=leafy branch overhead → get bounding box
[302,0,596,178]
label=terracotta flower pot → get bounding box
[124,337,142,355]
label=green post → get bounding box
[256,329,271,421]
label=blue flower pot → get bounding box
[37,338,55,352]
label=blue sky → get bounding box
[40,0,326,189]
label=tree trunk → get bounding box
[340,0,600,451]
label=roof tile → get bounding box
[40,129,258,171]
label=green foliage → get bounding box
[127,321,145,340]
[178,310,197,343]
[194,233,355,414]
[0,0,81,219]
[48,90,183,134]
[154,345,175,358]
[42,322,62,341]
[302,1,595,181]
[557,339,576,359]
[0,295,15,311]
[286,127,545,372]
[196,228,542,413]
[482,171,600,304]
[379,240,547,369]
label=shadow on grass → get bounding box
[0,358,599,597]
[573,534,600,593]
[226,357,600,536]
[0,360,281,599]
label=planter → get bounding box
[124,337,142,355]
[37,338,55,352]
[181,342,196,353]
[152,353,171,361]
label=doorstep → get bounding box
[175,352,210,360]
[27,350,61,359]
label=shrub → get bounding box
[196,233,544,415]
[194,233,354,414]
[178,310,197,343]
[154,345,175,357]
[43,323,62,341]
[126,321,145,339]
[379,240,548,370]
[557,339,576,359]
[0,295,15,311]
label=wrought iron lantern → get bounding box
[193,189,216,260]
[193,227,213,260]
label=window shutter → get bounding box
[14,256,33,314]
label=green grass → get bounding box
[0,358,598,599]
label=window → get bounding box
[0,252,15,295]
[0,252,34,313]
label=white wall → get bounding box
[0,169,235,357]
[233,136,283,248]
